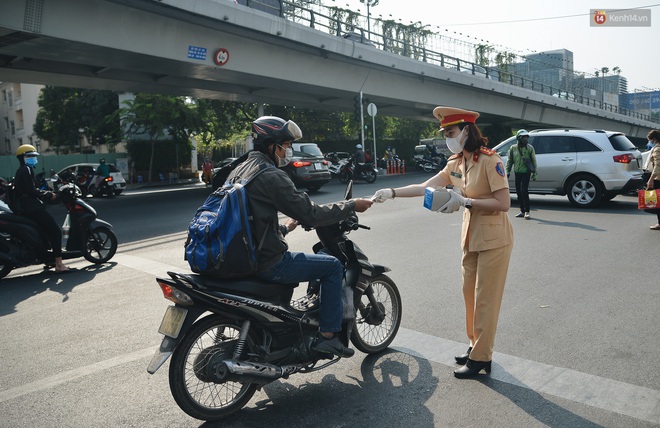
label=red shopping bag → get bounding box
[638,189,660,209]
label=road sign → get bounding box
[367,102,377,117]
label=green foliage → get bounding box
[34,86,120,151]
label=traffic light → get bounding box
[353,94,362,123]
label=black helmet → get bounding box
[251,116,302,147]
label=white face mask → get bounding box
[446,127,467,154]
[277,146,293,167]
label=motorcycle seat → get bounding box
[168,271,297,299]
[0,211,41,228]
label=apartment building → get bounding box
[0,82,47,156]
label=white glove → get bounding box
[372,188,394,203]
[439,189,466,214]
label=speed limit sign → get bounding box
[214,48,230,66]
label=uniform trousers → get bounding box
[461,243,513,362]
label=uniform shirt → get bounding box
[439,147,514,252]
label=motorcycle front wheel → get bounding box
[169,315,258,421]
[338,171,351,184]
[351,274,402,354]
[83,226,118,263]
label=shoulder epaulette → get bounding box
[479,147,496,156]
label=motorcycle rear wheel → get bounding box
[422,162,434,173]
[339,171,351,184]
[169,316,258,421]
[83,226,117,263]
[351,274,402,354]
[364,169,377,183]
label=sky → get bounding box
[321,0,660,93]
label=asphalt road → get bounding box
[1,173,659,427]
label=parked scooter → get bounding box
[146,182,402,421]
[325,152,348,177]
[0,183,118,279]
[338,156,377,184]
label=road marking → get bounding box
[2,254,658,425]
[391,328,660,425]
[0,347,155,403]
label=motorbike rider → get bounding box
[227,116,373,358]
[354,144,366,176]
[14,144,74,273]
[93,158,111,188]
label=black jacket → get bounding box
[228,151,356,272]
[14,164,52,213]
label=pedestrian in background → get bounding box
[644,129,660,230]
[373,106,513,379]
[505,129,537,219]
[202,157,213,186]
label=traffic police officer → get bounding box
[372,106,514,378]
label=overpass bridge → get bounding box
[0,0,656,138]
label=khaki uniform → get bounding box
[439,147,514,362]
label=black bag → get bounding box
[518,147,536,172]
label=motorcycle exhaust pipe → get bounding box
[219,360,299,384]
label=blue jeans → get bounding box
[255,251,343,333]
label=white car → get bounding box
[57,163,127,195]
[493,129,645,208]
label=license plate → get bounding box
[158,306,187,338]
[314,162,323,170]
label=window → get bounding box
[574,137,601,152]
[536,136,575,154]
[1,90,6,102]
[608,134,637,151]
[7,91,12,107]
[9,120,15,136]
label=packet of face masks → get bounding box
[423,187,451,211]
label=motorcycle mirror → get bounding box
[344,180,353,200]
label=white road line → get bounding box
[391,328,660,425]
[2,254,658,425]
[0,347,155,403]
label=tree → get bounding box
[34,86,120,152]
[117,94,199,182]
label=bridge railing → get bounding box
[241,0,655,123]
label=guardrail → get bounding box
[240,0,656,124]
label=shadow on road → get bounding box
[200,349,437,428]
[0,262,117,316]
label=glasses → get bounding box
[278,142,292,149]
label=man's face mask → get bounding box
[24,156,38,167]
[277,145,293,167]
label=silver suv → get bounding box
[493,129,644,208]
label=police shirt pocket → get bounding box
[479,214,503,242]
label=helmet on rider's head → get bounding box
[356,144,363,149]
[99,158,106,164]
[251,116,302,148]
[516,129,530,139]
[16,144,39,157]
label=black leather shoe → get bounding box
[453,358,491,378]
[454,346,472,365]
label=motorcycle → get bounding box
[0,183,118,279]
[146,182,402,421]
[90,176,115,198]
[415,154,447,173]
[325,152,348,178]
[338,157,377,184]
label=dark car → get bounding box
[284,143,331,192]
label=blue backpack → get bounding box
[185,164,272,277]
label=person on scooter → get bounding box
[354,144,366,177]
[14,144,74,273]
[228,116,373,358]
[93,158,111,188]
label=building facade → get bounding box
[0,82,48,156]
